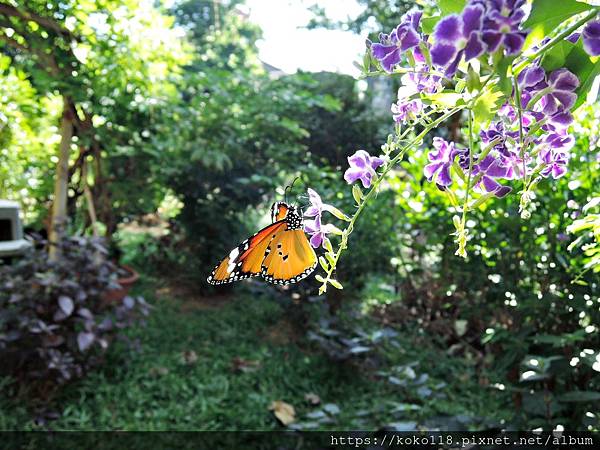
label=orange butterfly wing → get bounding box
[270,201,290,222]
[208,201,316,286]
[260,227,317,285]
[207,221,286,285]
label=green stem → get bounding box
[513,74,529,190]
[463,110,475,220]
[321,107,464,287]
[475,136,503,165]
[513,8,600,75]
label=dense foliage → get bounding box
[0,238,149,391]
[0,0,599,434]
[303,0,600,430]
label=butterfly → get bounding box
[207,201,317,285]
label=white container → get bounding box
[0,200,32,257]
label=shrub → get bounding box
[0,237,149,393]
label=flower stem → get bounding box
[320,107,464,289]
[513,74,529,182]
[455,109,475,258]
[513,8,600,75]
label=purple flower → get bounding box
[518,65,546,91]
[390,64,441,123]
[537,69,580,116]
[431,0,528,75]
[583,20,600,56]
[480,0,527,56]
[304,188,325,218]
[473,154,512,197]
[424,137,463,187]
[304,215,334,249]
[399,64,442,95]
[498,147,530,180]
[391,99,422,123]
[344,150,385,188]
[515,65,578,128]
[431,5,486,75]
[539,148,569,179]
[566,32,581,44]
[480,121,519,150]
[371,12,422,72]
[544,132,575,153]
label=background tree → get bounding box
[0,0,187,247]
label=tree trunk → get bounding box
[48,96,74,260]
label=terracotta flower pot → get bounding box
[102,264,140,304]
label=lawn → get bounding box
[0,276,513,431]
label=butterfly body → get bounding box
[207,202,317,286]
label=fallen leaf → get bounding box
[269,400,295,426]
[305,410,327,420]
[454,319,468,337]
[182,350,198,365]
[323,403,340,415]
[304,393,321,405]
[149,366,169,377]
[231,357,261,373]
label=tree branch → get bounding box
[0,2,77,41]
[0,29,28,52]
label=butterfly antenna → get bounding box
[284,176,301,203]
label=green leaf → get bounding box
[523,0,595,49]
[558,391,600,402]
[422,0,468,35]
[321,94,342,112]
[325,252,336,267]
[543,36,600,109]
[472,88,505,125]
[497,56,516,97]
[319,256,329,272]
[323,238,333,253]
[466,64,481,92]
[352,184,363,205]
[565,48,600,110]
[439,0,467,14]
[469,192,495,210]
[418,40,432,67]
[541,40,574,72]
[421,16,441,35]
[329,279,343,290]
[324,205,351,221]
[422,92,465,107]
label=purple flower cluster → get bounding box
[519,67,579,122]
[422,64,579,196]
[392,61,443,123]
[480,65,579,184]
[391,100,422,123]
[371,12,422,72]
[423,137,512,197]
[431,0,527,75]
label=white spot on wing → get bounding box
[227,247,240,274]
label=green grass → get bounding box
[0,278,513,431]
